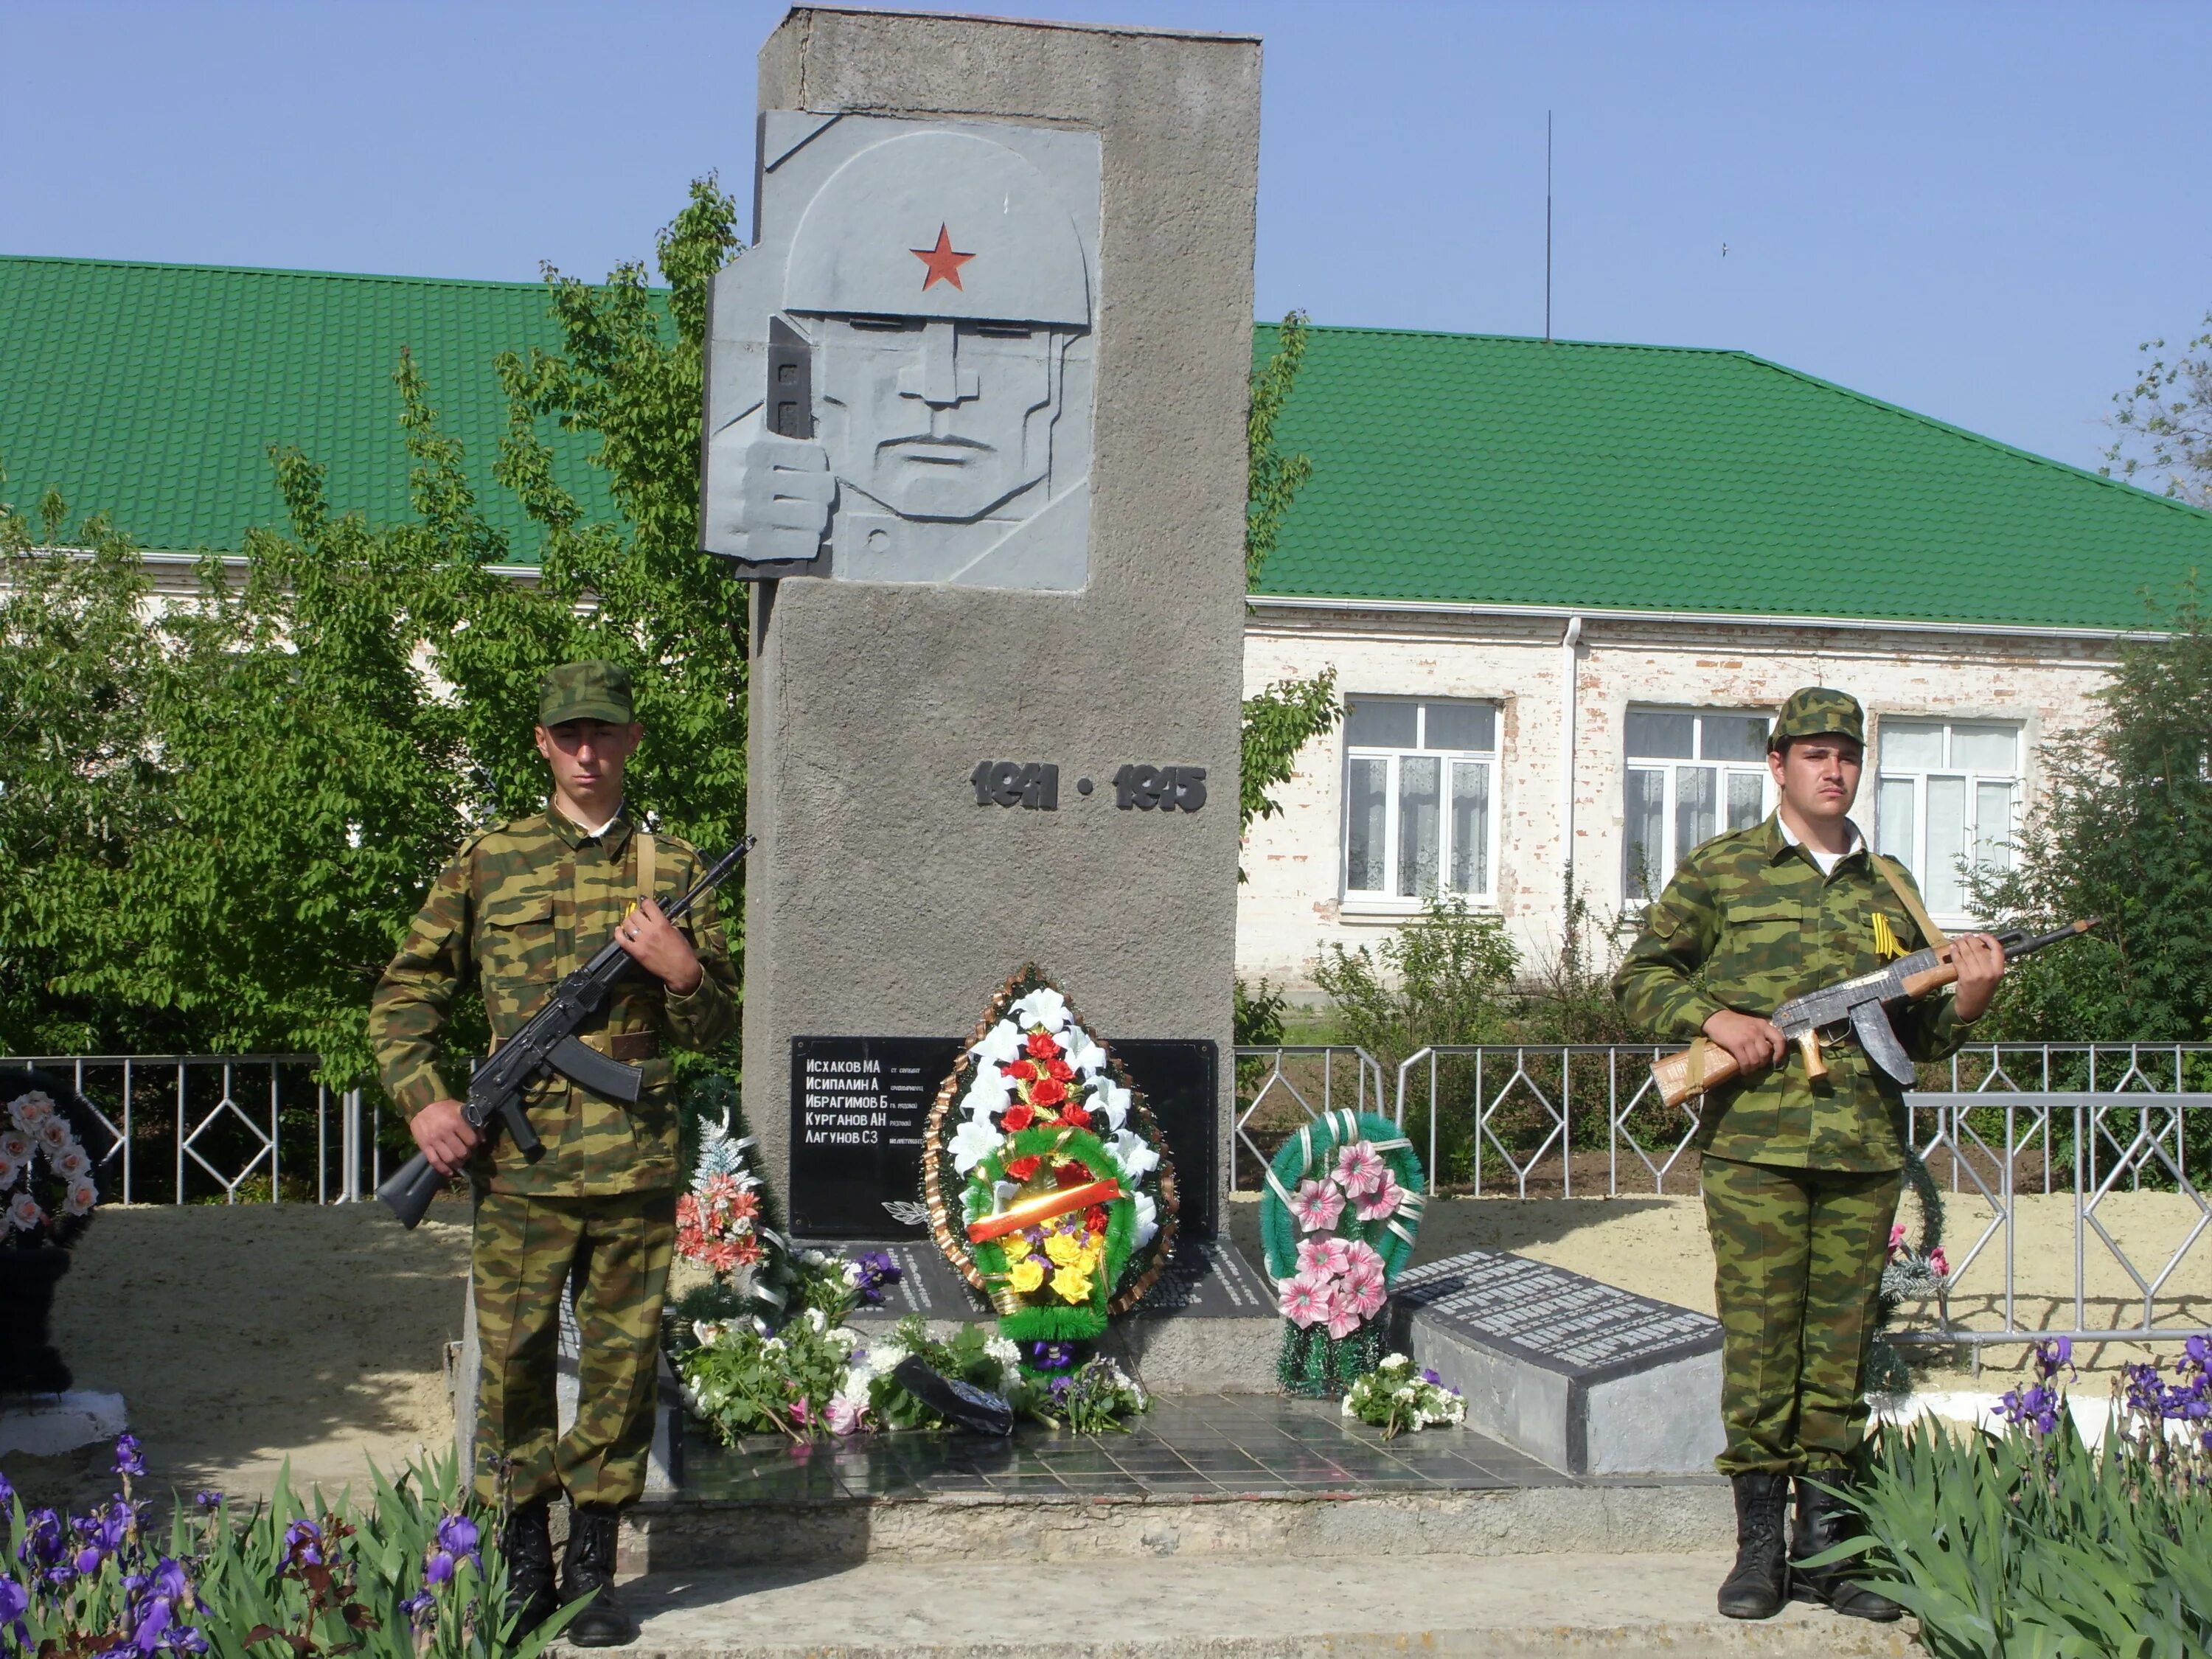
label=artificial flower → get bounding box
[1001,1102,1036,1131]
[1335,1141,1386,1197]
[1031,1077,1068,1109]
[824,1396,865,1436]
[1026,1029,1062,1062]
[1928,1248,1951,1279]
[1003,1232,1032,1260]
[0,1157,18,1189]
[1006,1060,1039,1082]
[1010,987,1071,1033]
[970,1021,1024,1065]
[1279,1273,1331,1329]
[1109,1130,1160,1183]
[1058,1101,1091,1130]
[6,1193,42,1231]
[0,1130,29,1163]
[949,1116,1004,1174]
[1131,1191,1159,1248]
[7,1093,55,1131]
[1324,1297,1367,1340]
[1090,1079,1132,1132]
[1062,1028,1107,1075]
[34,1119,72,1155]
[1355,1172,1404,1222]
[54,1147,91,1180]
[1008,1258,1047,1293]
[1297,1236,1352,1276]
[1341,1240,1386,1288]
[1347,1277,1388,1320]
[1286,1178,1345,1233]
[1051,1265,1093,1304]
[1888,1222,1908,1254]
[1045,1232,1083,1267]
[63,1180,98,1218]
[1004,1155,1043,1182]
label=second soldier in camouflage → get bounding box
[369,661,737,1648]
[1613,686,2007,1625]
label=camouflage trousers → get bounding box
[471,1187,675,1509]
[1701,1156,1902,1476]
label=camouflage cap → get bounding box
[1768,686,1865,751]
[538,661,634,728]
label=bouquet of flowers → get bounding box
[922,967,1178,1349]
[667,1103,807,1337]
[1,1079,101,1252]
[1259,1109,1426,1395]
[1341,1352,1465,1439]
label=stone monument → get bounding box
[709,9,1259,1261]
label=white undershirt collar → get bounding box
[1777,812,1864,877]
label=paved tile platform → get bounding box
[675,1391,1578,1503]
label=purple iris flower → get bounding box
[400,1589,437,1629]
[113,1435,146,1479]
[434,1514,479,1559]
[128,1596,173,1656]
[1419,1368,1443,1386]
[192,1491,222,1512]
[0,1471,13,1511]
[1048,1374,1074,1402]
[282,1519,324,1566]
[151,1558,191,1605]
[0,1576,26,1627]
[2031,1338,2073,1382]
[168,1630,209,1656]
[423,1550,456,1585]
[21,1506,66,1568]
[1999,1382,2061,1435]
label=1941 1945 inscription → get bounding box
[970,761,1205,813]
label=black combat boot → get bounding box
[1791,1476,1902,1622]
[559,1503,638,1647]
[500,1498,558,1635]
[1716,1471,1792,1619]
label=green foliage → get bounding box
[0,181,749,1082]
[1838,1413,2212,1658]
[675,1305,859,1444]
[1970,591,2212,1046]
[1514,872,1642,1045]
[1246,310,1313,589]
[1312,896,1521,1074]
[2103,309,2212,507]
[1239,668,1340,845]
[1341,1352,1467,1439]
[1233,976,1288,1048]
[1,1445,578,1658]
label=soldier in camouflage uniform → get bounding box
[1613,688,2007,1624]
[369,661,736,1648]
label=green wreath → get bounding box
[1259,1109,1427,1395]
[963,1124,1138,1343]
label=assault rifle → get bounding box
[378,836,756,1228]
[1650,917,2098,1110]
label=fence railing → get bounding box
[1235,1042,2212,1349]
[13,1055,378,1205]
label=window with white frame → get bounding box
[1623,709,1773,901]
[1875,719,2020,919]
[1342,698,1499,905]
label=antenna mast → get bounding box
[1545,111,1554,344]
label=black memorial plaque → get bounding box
[1392,1251,1721,1384]
[788,1034,1220,1239]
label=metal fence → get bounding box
[1235,1041,2212,1349]
[13,1055,378,1204]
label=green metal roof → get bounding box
[7,258,2208,627]
[0,255,622,560]
[1253,323,2212,631]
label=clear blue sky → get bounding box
[7,0,2208,480]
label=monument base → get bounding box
[0,1390,128,1458]
[1391,1251,1725,1476]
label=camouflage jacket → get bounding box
[1611,814,1969,1172]
[368,807,737,1196]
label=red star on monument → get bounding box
[910,223,975,291]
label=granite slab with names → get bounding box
[1391,1250,1726,1477]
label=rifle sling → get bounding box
[1687,1035,1708,1096]
[1873,853,1947,950]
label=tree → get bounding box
[1970,588,2212,1043]
[1239,311,1340,858]
[2104,312,2212,509]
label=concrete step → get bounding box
[558,1554,1918,1658]
[624,1483,1733,1573]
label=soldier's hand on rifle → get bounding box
[411,1099,481,1176]
[1950,932,2008,1021]
[1703,1009,1789,1075]
[616,899,704,996]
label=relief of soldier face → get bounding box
[810,315,1071,523]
